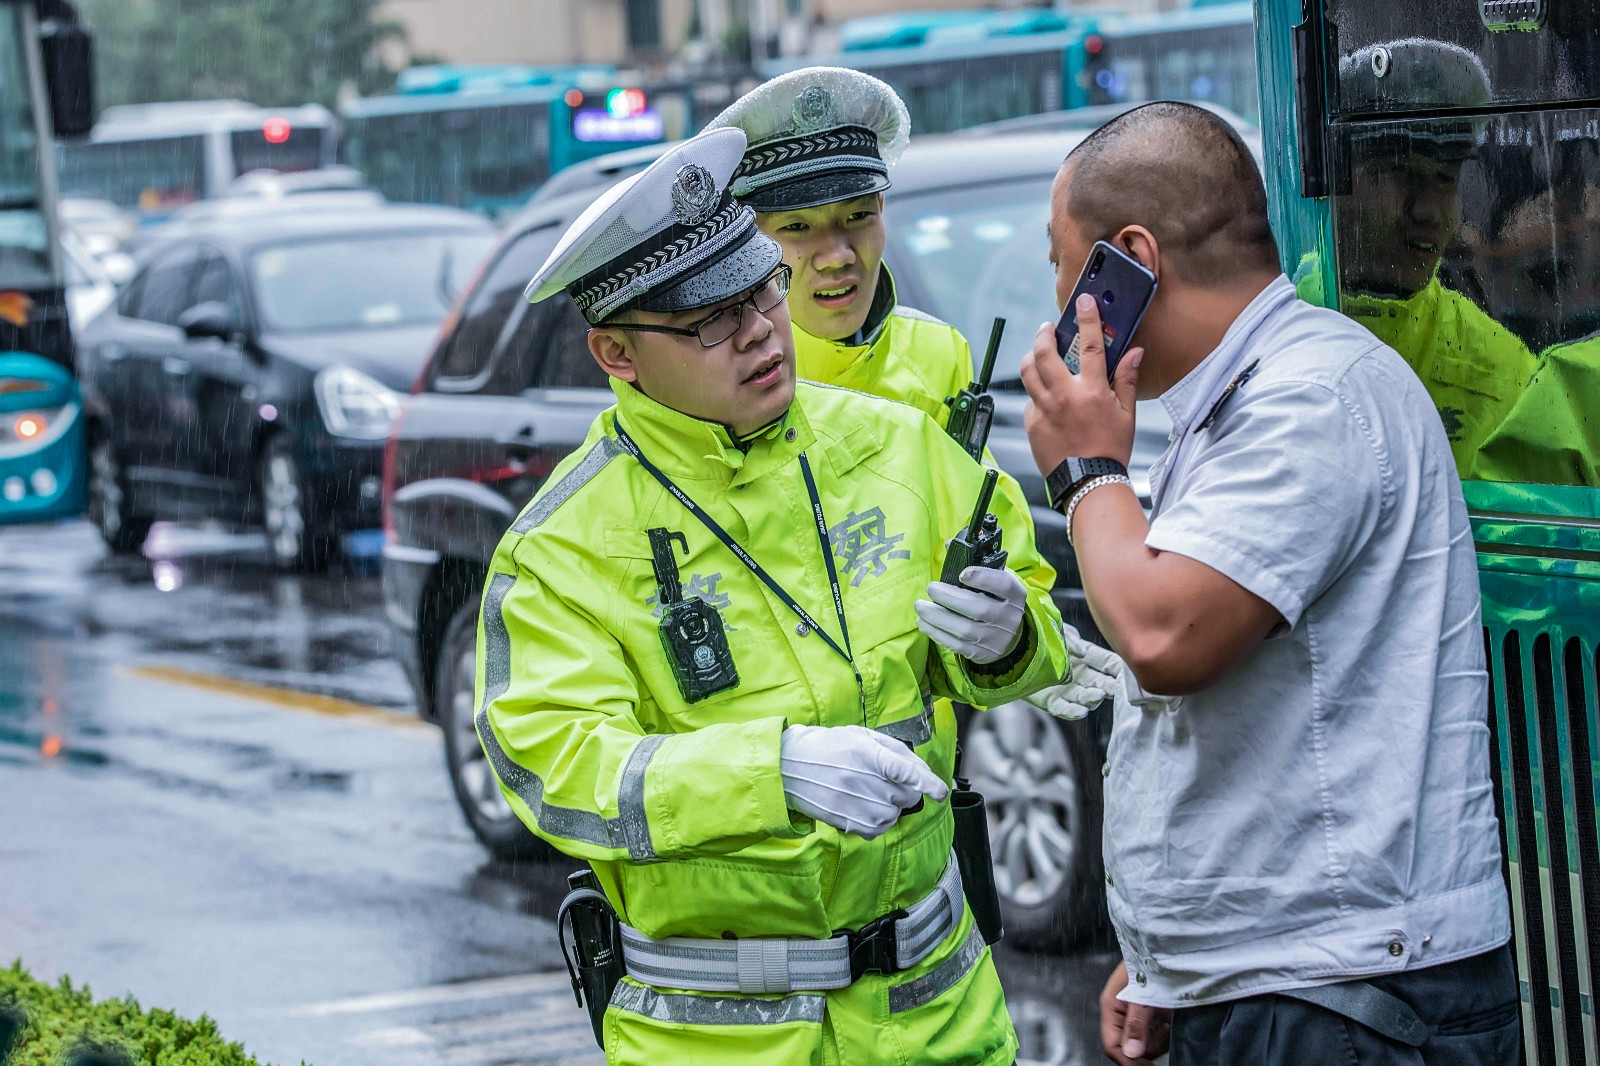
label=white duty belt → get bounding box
[619,855,964,994]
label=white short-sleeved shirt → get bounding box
[1106,276,1511,1008]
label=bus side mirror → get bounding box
[39,18,94,138]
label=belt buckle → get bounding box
[845,909,906,981]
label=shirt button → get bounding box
[796,623,810,637]
[1388,941,1404,957]
[1105,871,1114,886]
[785,428,798,442]
[1101,761,1110,778]
[1134,972,1147,986]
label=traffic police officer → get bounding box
[706,67,981,429]
[709,68,1103,713]
[477,128,1066,1065]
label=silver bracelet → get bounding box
[1064,474,1131,547]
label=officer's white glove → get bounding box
[1027,623,1124,721]
[780,724,949,839]
[915,566,1029,665]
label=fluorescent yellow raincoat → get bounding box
[477,378,1065,1066]
[1472,334,1600,486]
[1297,262,1536,475]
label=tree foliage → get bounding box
[73,0,406,112]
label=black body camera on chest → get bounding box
[648,528,739,703]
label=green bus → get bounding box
[759,11,1103,136]
[1256,0,1600,1060]
[760,4,1261,135]
[339,65,691,219]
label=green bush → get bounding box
[0,962,298,1066]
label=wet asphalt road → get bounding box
[0,520,1116,1066]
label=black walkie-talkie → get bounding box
[941,470,1008,590]
[945,317,1005,461]
[648,528,739,703]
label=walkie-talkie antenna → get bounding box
[976,318,1005,391]
[967,470,999,541]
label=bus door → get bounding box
[1260,0,1600,1062]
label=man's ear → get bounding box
[587,326,638,383]
[1116,225,1162,284]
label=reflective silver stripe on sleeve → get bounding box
[510,436,624,534]
[875,694,934,746]
[476,571,655,854]
[887,924,987,1014]
[610,982,826,1026]
[617,733,667,860]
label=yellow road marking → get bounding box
[122,665,432,732]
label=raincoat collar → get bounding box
[608,377,816,485]
[793,264,897,382]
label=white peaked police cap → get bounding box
[706,66,911,212]
[524,127,783,324]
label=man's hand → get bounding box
[1099,962,1171,1065]
[1021,294,1142,476]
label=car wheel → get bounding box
[258,436,332,572]
[961,699,1106,951]
[436,599,549,863]
[87,433,151,554]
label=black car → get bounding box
[78,204,495,570]
[382,131,1174,949]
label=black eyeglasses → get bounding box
[599,265,791,348]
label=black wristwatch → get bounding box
[1045,457,1129,512]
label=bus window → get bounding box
[455,103,551,206]
[1321,99,1600,487]
[58,135,206,211]
[230,125,326,176]
[345,104,552,214]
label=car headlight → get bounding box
[314,365,401,440]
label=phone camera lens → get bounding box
[1090,251,1107,273]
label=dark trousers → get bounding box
[1169,945,1521,1066]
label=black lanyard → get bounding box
[612,419,865,720]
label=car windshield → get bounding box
[888,177,1061,385]
[250,229,494,332]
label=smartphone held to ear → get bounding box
[1055,241,1157,379]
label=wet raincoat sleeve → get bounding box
[477,545,807,865]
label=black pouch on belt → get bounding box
[557,868,624,1047]
[951,773,1004,945]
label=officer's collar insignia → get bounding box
[671,164,719,226]
[793,85,839,134]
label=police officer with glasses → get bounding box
[476,127,1066,1066]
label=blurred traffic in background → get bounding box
[3,5,1255,1062]
[6,0,1595,1063]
